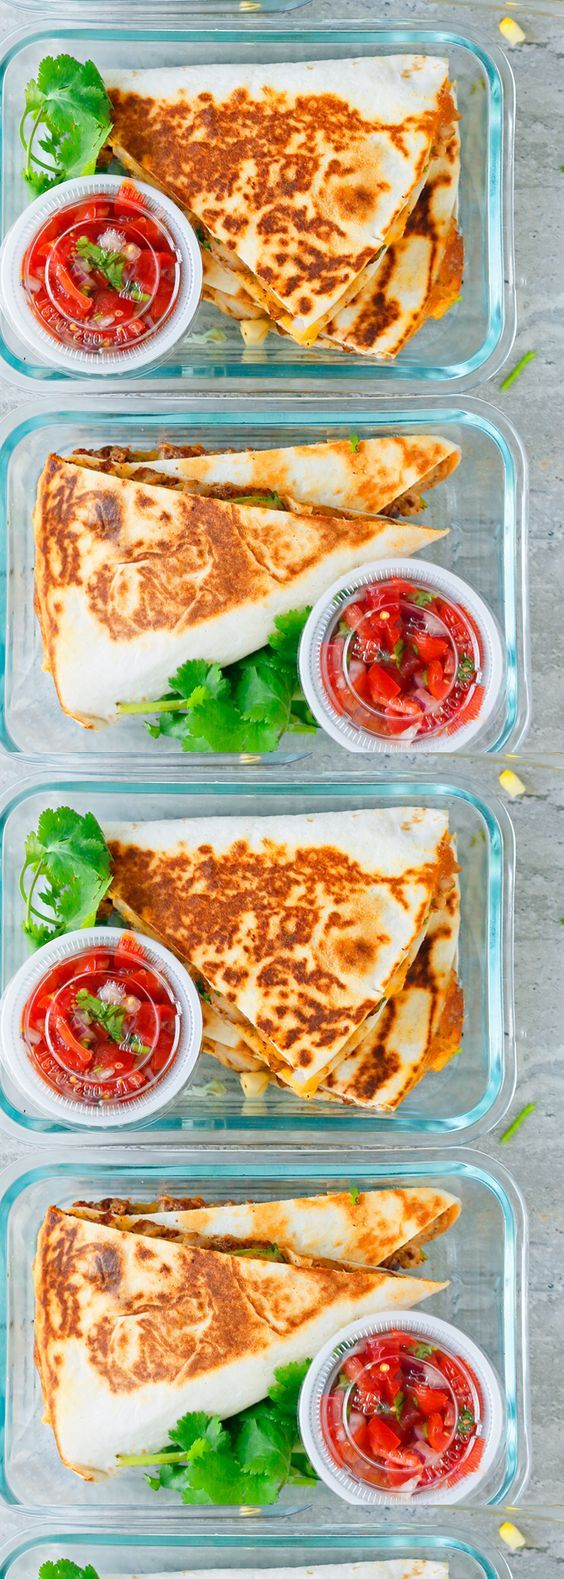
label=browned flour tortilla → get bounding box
[103,55,458,346]
[104,805,457,1096]
[33,453,448,728]
[33,1205,448,1479]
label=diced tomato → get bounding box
[52,259,94,318]
[51,1010,92,1069]
[413,632,449,661]
[426,659,451,701]
[386,695,422,718]
[341,1354,366,1384]
[71,199,112,226]
[341,602,368,631]
[122,212,164,246]
[425,1410,452,1454]
[367,1415,401,1456]
[367,663,401,705]
[412,1385,451,1417]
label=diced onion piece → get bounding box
[240,317,270,346]
[499,769,527,798]
[499,17,526,43]
[240,1070,270,1097]
[499,1522,526,1550]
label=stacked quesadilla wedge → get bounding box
[34,1186,458,1478]
[103,55,461,357]
[33,435,458,729]
[105,805,461,1103]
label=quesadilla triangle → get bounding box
[33,455,448,729]
[34,1207,448,1480]
[319,867,463,1109]
[106,805,456,1096]
[69,433,460,521]
[68,1185,461,1270]
[200,866,463,1109]
[322,121,463,359]
[104,56,457,344]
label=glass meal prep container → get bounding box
[0,774,515,1146]
[0,1148,530,1511]
[0,396,530,765]
[0,23,515,391]
[0,1531,518,1579]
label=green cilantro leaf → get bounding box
[456,1407,476,1439]
[349,1185,360,1205]
[349,432,361,452]
[20,55,112,195]
[392,638,405,668]
[169,659,228,702]
[410,1341,435,1359]
[20,807,112,948]
[267,606,312,663]
[74,988,126,1044]
[267,1358,311,1415]
[408,589,434,608]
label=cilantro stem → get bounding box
[500,1102,536,1143]
[117,1449,191,1466]
[499,351,536,391]
[116,698,191,716]
[22,106,54,183]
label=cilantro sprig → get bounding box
[117,608,318,755]
[117,1360,317,1506]
[19,807,112,948]
[20,55,113,196]
[39,1563,100,1579]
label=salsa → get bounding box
[21,182,181,353]
[321,1329,484,1495]
[321,578,484,743]
[22,934,181,1105]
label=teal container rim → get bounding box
[0,392,531,763]
[0,1525,516,1579]
[0,771,515,1144]
[0,22,515,391]
[0,1144,531,1511]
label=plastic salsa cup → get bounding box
[0,175,202,375]
[299,1311,504,1505]
[0,927,203,1128]
[299,559,505,753]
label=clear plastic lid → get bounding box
[0,175,202,376]
[299,559,505,754]
[0,927,203,1127]
[299,1310,505,1506]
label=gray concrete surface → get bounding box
[0,1,562,1574]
